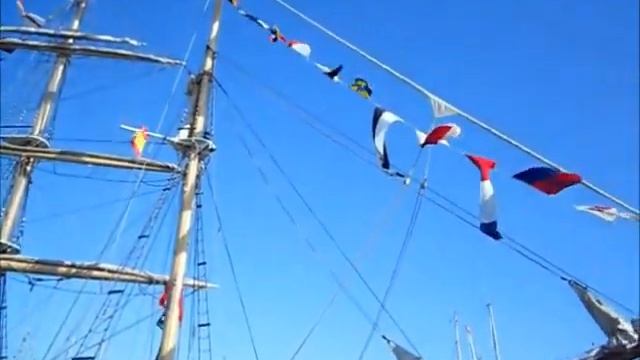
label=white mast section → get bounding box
[487,303,502,360]
[156,0,223,358]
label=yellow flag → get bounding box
[131,127,148,158]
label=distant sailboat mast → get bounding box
[454,313,463,360]
[465,325,479,360]
[487,303,502,360]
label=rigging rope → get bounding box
[9,276,156,297]
[41,178,179,359]
[288,294,337,360]
[227,115,376,325]
[57,68,167,104]
[215,79,425,355]
[40,180,179,360]
[288,184,409,360]
[36,165,174,187]
[69,178,180,359]
[27,189,162,224]
[205,172,262,360]
[187,180,214,360]
[215,59,638,317]
[0,52,53,130]
[423,190,638,316]
[269,0,639,217]
[50,309,162,359]
[357,190,425,359]
[423,187,638,315]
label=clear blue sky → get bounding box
[1,0,638,359]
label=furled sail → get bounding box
[0,255,216,289]
[0,38,184,66]
[0,26,145,46]
[0,141,180,173]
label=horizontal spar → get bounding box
[0,255,217,289]
[0,26,145,46]
[0,142,181,173]
[0,38,184,66]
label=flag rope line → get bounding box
[269,0,639,217]
[424,188,637,315]
[216,57,637,316]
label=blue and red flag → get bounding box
[513,166,582,195]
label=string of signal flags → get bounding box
[215,0,640,239]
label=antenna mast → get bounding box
[487,303,502,360]
[0,0,87,253]
[156,0,223,358]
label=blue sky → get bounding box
[1,0,638,359]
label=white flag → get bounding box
[574,205,639,222]
[575,205,619,222]
[429,96,457,118]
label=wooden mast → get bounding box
[156,0,223,358]
[0,0,87,254]
[0,2,189,357]
[0,3,86,358]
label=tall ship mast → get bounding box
[1,0,638,359]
